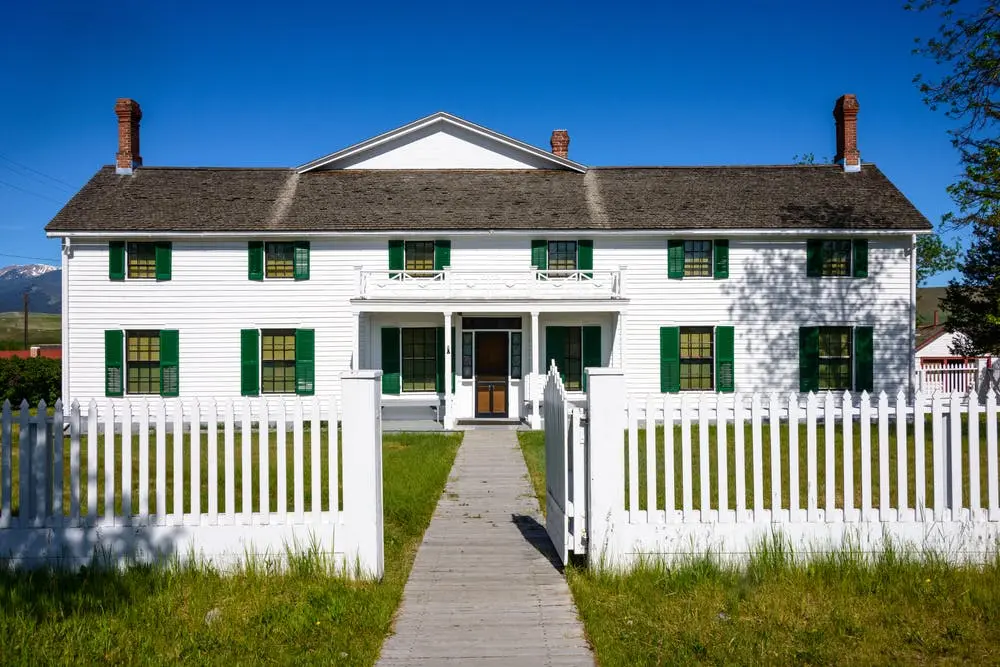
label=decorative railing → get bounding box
[917,363,979,394]
[357,268,624,300]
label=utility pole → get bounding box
[23,291,29,351]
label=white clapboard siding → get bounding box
[0,373,383,576]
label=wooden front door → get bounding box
[475,332,508,418]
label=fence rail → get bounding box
[0,372,384,575]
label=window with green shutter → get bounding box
[659,327,680,393]
[261,329,296,394]
[806,239,869,278]
[547,241,578,274]
[294,329,315,395]
[105,330,124,396]
[264,242,295,279]
[109,242,125,281]
[381,327,401,394]
[126,330,161,395]
[127,242,157,279]
[679,327,714,390]
[248,242,264,281]
[241,329,260,396]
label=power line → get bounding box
[0,252,60,263]
[0,153,76,191]
[0,178,66,205]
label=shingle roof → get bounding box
[45,164,931,233]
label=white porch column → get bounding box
[444,311,454,430]
[531,311,541,429]
[351,310,361,370]
[616,311,627,369]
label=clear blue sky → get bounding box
[0,0,966,285]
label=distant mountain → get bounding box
[0,264,61,314]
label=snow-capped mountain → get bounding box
[0,264,59,281]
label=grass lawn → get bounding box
[517,429,1000,666]
[0,312,60,349]
[0,431,461,665]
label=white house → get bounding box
[46,96,930,428]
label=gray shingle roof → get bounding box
[45,164,931,233]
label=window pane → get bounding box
[564,327,582,390]
[265,242,295,279]
[262,329,296,393]
[821,240,851,277]
[127,242,156,279]
[818,326,852,390]
[402,328,438,392]
[548,241,578,272]
[510,332,522,379]
[462,332,474,379]
[683,241,712,277]
[126,331,160,394]
[405,241,435,272]
[680,327,714,390]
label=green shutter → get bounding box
[240,329,260,396]
[381,327,401,394]
[154,242,172,281]
[667,240,684,279]
[578,239,593,278]
[159,329,179,397]
[434,240,451,271]
[852,239,869,278]
[531,240,547,271]
[109,242,125,281]
[713,239,729,279]
[660,327,680,393]
[435,326,446,393]
[806,240,823,278]
[105,330,124,397]
[293,241,310,280]
[581,325,601,391]
[855,326,874,393]
[715,326,735,393]
[248,242,264,281]
[295,329,315,396]
[545,326,566,381]
[388,240,404,278]
[799,327,820,392]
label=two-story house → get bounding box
[45,96,930,429]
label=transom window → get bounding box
[262,329,296,393]
[402,328,437,392]
[819,327,852,390]
[127,331,160,394]
[548,241,578,273]
[820,240,852,277]
[265,242,295,279]
[127,242,156,279]
[405,241,435,273]
[683,241,712,277]
[680,327,714,390]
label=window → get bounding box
[806,239,868,278]
[510,332,522,379]
[126,331,161,394]
[548,241,578,273]
[405,241,435,273]
[127,243,157,279]
[402,328,437,392]
[683,241,712,278]
[818,327,852,391]
[462,332,474,379]
[820,240,851,277]
[680,327,714,390]
[546,326,601,391]
[261,330,296,393]
[265,242,295,279]
[563,328,582,390]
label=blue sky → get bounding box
[0,0,966,285]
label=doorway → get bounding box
[475,331,508,418]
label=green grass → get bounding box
[0,312,60,349]
[517,428,1000,666]
[0,431,461,665]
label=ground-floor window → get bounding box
[402,327,437,392]
[261,329,296,393]
[127,330,161,394]
[818,327,852,391]
[545,325,601,391]
[799,325,873,393]
[679,327,714,390]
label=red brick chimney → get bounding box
[115,98,142,174]
[833,94,860,172]
[550,130,569,159]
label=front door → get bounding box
[475,331,508,418]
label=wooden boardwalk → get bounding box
[377,428,594,666]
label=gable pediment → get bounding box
[297,112,586,172]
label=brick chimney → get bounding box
[115,98,142,174]
[550,130,569,159]
[833,94,860,172]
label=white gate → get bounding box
[542,363,587,565]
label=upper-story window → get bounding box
[667,239,728,280]
[109,241,172,281]
[531,239,593,278]
[405,241,435,274]
[548,241,578,273]
[248,241,310,280]
[388,240,451,278]
[806,239,868,278]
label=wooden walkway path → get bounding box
[377,428,594,666]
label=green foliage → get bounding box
[916,232,962,285]
[942,223,1000,353]
[910,0,1000,230]
[0,356,60,405]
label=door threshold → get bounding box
[457,418,523,426]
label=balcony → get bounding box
[356,269,624,301]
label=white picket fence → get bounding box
[916,362,979,394]
[0,371,384,576]
[545,366,1000,569]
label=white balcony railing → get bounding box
[916,362,980,394]
[357,268,624,301]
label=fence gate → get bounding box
[542,364,587,566]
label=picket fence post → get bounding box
[340,370,384,579]
[586,367,626,570]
